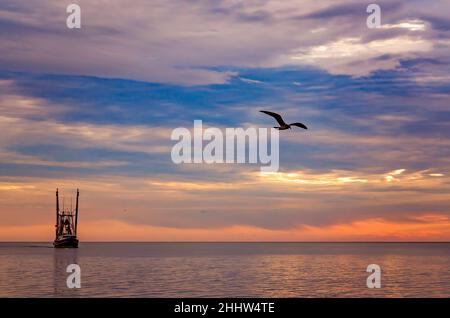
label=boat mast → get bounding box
[56,188,59,226]
[75,189,79,235]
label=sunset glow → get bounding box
[1,0,450,242]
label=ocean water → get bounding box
[0,242,449,297]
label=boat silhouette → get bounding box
[53,188,79,248]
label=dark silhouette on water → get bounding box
[260,110,308,130]
[54,188,79,248]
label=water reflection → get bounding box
[53,248,79,297]
[0,243,449,297]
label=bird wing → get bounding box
[290,122,308,130]
[260,110,287,126]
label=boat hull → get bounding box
[53,236,79,248]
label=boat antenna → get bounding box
[56,188,59,226]
[75,189,79,234]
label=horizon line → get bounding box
[1,241,450,244]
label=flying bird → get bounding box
[260,110,308,130]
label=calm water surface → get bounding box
[0,242,449,297]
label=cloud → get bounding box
[381,19,427,31]
[0,79,172,157]
[0,0,449,83]
[289,36,432,76]
[1,163,449,234]
[2,215,450,241]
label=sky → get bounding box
[0,0,450,241]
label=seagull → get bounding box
[260,110,308,130]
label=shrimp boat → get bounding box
[54,188,79,248]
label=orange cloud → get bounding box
[1,215,449,242]
[1,167,450,242]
